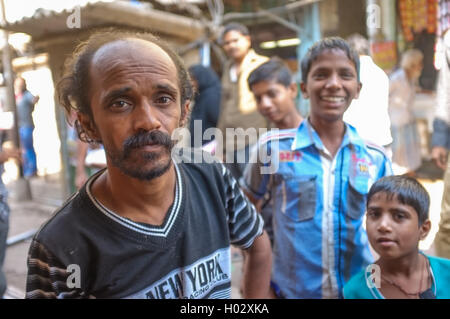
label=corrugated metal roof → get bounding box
[0,1,204,41]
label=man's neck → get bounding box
[232,50,251,72]
[309,117,346,158]
[91,163,177,226]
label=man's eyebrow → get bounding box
[103,87,132,102]
[154,83,178,95]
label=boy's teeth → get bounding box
[322,96,344,102]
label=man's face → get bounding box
[251,80,297,126]
[301,49,361,123]
[366,192,430,260]
[80,38,188,181]
[222,30,251,62]
[14,78,25,93]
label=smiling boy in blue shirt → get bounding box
[243,37,392,298]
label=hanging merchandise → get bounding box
[414,0,428,33]
[434,0,450,70]
[399,0,438,42]
[428,0,438,33]
[371,41,398,72]
[438,0,450,36]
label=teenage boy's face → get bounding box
[300,49,361,123]
[366,192,431,260]
[251,80,298,126]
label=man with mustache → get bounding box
[25,30,272,299]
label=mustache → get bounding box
[123,130,174,154]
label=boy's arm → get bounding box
[242,143,271,207]
[242,231,272,298]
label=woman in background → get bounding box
[188,64,221,147]
[388,49,424,176]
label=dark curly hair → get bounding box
[57,28,193,143]
[367,176,430,226]
[300,37,360,84]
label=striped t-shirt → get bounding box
[25,149,263,298]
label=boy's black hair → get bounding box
[220,22,250,43]
[366,176,430,226]
[247,57,293,89]
[300,37,360,83]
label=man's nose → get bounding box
[132,99,161,132]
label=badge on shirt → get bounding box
[279,150,302,162]
[350,153,374,192]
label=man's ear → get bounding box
[300,82,309,99]
[419,219,431,240]
[179,100,191,127]
[77,112,100,142]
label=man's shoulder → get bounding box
[245,50,269,67]
[23,90,35,102]
[173,148,226,180]
[33,190,90,244]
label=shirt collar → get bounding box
[291,118,366,151]
[240,49,258,67]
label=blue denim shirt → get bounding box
[244,119,393,298]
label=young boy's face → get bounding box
[366,192,430,260]
[251,80,298,126]
[300,48,361,123]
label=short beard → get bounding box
[107,130,175,181]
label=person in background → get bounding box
[432,29,450,260]
[188,64,221,147]
[244,57,303,245]
[216,22,269,184]
[67,111,106,193]
[74,141,106,190]
[388,49,424,175]
[14,77,39,178]
[344,176,450,299]
[344,34,393,154]
[0,145,21,298]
